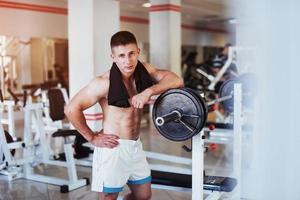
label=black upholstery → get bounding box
[48,89,65,121]
[52,129,81,138]
[151,170,237,192]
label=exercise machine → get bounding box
[0,90,89,192]
[195,47,237,91]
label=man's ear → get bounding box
[137,48,141,54]
[111,53,115,61]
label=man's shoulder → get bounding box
[85,74,109,98]
[141,61,150,68]
[89,72,110,90]
[94,71,110,82]
[140,62,151,70]
[141,62,156,74]
[100,71,110,80]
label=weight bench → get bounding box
[151,170,237,192]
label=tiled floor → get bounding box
[0,118,235,200]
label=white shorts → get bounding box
[91,138,151,193]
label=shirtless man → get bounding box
[65,31,183,200]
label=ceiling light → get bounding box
[142,2,151,8]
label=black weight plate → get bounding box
[152,88,207,141]
[219,78,237,113]
[219,73,256,113]
[182,87,208,126]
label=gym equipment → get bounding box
[153,74,256,137]
[2,130,16,158]
[218,79,237,113]
[195,47,237,91]
[146,150,237,193]
[151,170,237,192]
[218,73,256,113]
[0,90,89,192]
[152,79,254,141]
[39,82,69,133]
[152,88,207,141]
[183,46,238,93]
[22,81,69,132]
[150,84,244,199]
[22,83,74,159]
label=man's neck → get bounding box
[122,73,134,82]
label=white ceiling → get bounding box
[23,0,235,30]
[119,0,236,30]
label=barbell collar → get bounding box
[155,110,181,126]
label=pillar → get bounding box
[149,0,181,76]
[68,0,119,131]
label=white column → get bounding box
[68,0,119,131]
[149,0,181,76]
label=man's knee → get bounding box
[99,192,119,200]
[134,190,152,200]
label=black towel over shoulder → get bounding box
[108,61,154,107]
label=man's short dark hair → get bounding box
[110,31,137,48]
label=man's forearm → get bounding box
[148,74,183,96]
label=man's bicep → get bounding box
[145,63,167,82]
[150,68,170,82]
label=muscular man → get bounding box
[65,31,183,200]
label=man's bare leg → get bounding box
[99,192,119,200]
[124,182,151,200]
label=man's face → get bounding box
[111,43,140,75]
